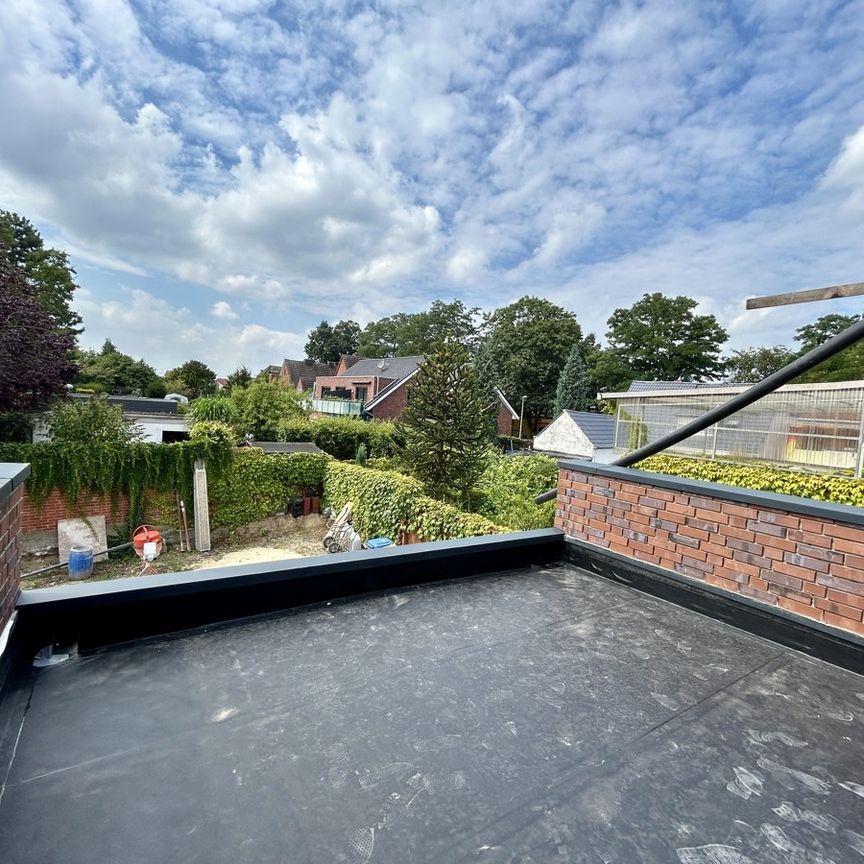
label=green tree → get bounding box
[47,396,142,443]
[554,344,591,415]
[226,366,252,391]
[73,340,165,396]
[400,342,492,502]
[305,320,362,363]
[794,313,864,383]
[164,360,217,399]
[0,256,76,413]
[231,380,305,440]
[725,346,796,383]
[605,293,728,385]
[187,396,240,425]
[357,300,480,357]
[0,210,83,338]
[475,296,587,432]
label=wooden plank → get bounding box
[746,282,864,310]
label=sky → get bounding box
[1,0,863,376]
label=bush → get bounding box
[48,397,142,444]
[473,453,558,530]
[208,448,331,529]
[323,461,503,541]
[636,454,864,507]
[189,420,238,447]
[187,396,240,425]
[278,416,401,459]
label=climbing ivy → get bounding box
[0,440,232,531]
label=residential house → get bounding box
[532,410,617,462]
[277,358,342,392]
[313,356,423,404]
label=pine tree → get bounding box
[400,342,491,502]
[554,345,591,416]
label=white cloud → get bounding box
[211,300,238,320]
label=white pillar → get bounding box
[193,459,211,552]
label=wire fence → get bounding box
[613,382,864,476]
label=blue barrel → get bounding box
[68,545,94,580]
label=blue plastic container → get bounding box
[366,537,394,549]
[68,545,94,580]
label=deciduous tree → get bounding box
[794,313,864,383]
[163,360,217,399]
[0,257,75,413]
[725,346,795,383]
[475,297,587,432]
[48,396,142,444]
[73,340,165,396]
[305,320,361,363]
[605,293,728,384]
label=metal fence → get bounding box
[612,381,864,476]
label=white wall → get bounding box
[533,414,595,459]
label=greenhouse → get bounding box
[604,379,864,476]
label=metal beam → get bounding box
[746,281,864,310]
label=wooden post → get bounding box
[193,459,211,552]
[746,281,864,310]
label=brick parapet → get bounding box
[555,465,864,638]
[1,464,30,635]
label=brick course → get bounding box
[556,467,864,638]
[0,485,23,634]
[22,488,130,534]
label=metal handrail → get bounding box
[535,317,864,504]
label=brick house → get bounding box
[277,358,343,392]
[313,356,424,404]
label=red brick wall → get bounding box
[497,404,515,436]
[22,489,130,534]
[1,485,23,633]
[369,385,408,421]
[314,375,391,399]
[556,466,864,637]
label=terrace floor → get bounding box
[1,562,863,863]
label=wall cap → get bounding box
[558,459,864,527]
[0,463,31,501]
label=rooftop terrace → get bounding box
[2,553,863,863]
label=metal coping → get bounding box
[564,537,864,674]
[0,464,31,501]
[14,530,564,650]
[558,459,864,527]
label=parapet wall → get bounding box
[1,464,30,637]
[556,461,864,638]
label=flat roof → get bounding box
[2,562,862,863]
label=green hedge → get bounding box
[636,455,864,507]
[0,440,232,530]
[323,461,504,541]
[277,416,401,460]
[472,453,558,530]
[208,449,331,529]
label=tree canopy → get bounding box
[163,360,217,399]
[725,346,796,383]
[357,300,480,357]
[0,257,76,413]
[475,296,586,431]
[305,320,361,363]
[230,380,305,440]
[73,339,166,397]
[400,342,491,502]
[0,210,83,338]
[794,313,864,383]
[604,292,728,386]
[226,366,253,391]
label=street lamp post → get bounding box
[518,396,527,439]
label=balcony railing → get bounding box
[308,398,364,416]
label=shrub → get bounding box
[277,416,400,459]
[187,396,240,425]
[636,454,864,507]
[188,420,238,447]
[48,397,142,444]
[473,453,558,530]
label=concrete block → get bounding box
[57,516,108,564]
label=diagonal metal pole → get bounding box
[535,317,864,503]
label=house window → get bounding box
[321,387,331,397]
[355,387,368,402]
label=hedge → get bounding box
[472,453,558,530]
[208,449,331,529]
[636,454,864,507]
[277,416,401,460]
[323,461,504,541]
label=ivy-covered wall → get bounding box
[636,455,864,507]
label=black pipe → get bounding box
[535,316,864,504]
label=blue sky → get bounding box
[1,0,863,375]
